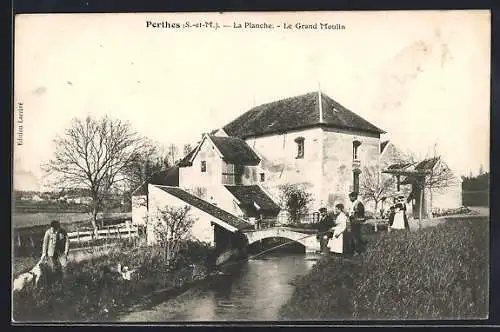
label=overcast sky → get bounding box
[13,10,490,191]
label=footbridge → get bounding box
[242,227,321,253]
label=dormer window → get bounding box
[260,173,265,182]
[295,137,305,159]
[201,161,207,172]
[352,140,361,160]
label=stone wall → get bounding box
[321,128,381,210]
[245,127,324,209]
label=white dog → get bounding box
[13,260,43,293]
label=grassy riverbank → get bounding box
[279,218,489,320]
[12,241,215,322]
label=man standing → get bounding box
[316,207,335,253]
[41,220,69,282]
[348,191,366,255]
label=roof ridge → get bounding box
[153,185,253,228]
[223,91,385,138]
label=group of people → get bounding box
[386,194,410,231]
[315,191,412,256]
[315,191,366,256]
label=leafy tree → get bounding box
[279,184,313,224]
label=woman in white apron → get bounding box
[328,203,348,254]
[390,195,410,231]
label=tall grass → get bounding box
[279,218,489,320]
[12,241,214,322]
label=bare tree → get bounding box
[122,139,167,193]
[360,165,396,214]
[152,205,195,266]
[424,157,456,214]
[43,115,146,230]
[166,143,180,167]
[416,143,456,216]
[478,164,485,176]
[183,143,193,157]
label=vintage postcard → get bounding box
[12,10,490,323]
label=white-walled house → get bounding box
[135,90,463,245]
[178,134,280,223]
[179,91,386,212]
[147,184,253,247]
[131,166,179,226]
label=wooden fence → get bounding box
[13,222,141,257]
[68,223,139,245]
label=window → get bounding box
[295,137,305,159]
[201,161,207,172]
[352,140,361,160]
[260,173,265,182]
[353,170,361,193]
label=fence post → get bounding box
[107,226,110,245]
[17,233,21,248]
[77,229,80,246]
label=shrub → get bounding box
[432,206,475,217]
[279,218,489,320]
[152,205,195,266]
[12,241,212,322]
[278,184,313,224]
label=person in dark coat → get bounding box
[388,197,397,232]
[316,207,335,253]
[348,191,366,255]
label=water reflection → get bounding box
[119,253,316,322]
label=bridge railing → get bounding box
[257,213,320,229]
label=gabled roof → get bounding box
[384,157,442,181]
[400,157,442,184]
[415,157,440,171]
[386,162,416,171]
[154,186,253,231]
[225,185,281,213]
[223,92,385,139]
[132,166,179,196]
[178,147,198,167]
[209,135,261,165]
[178,135,261,167]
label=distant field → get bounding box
[13,212,132,229]
[12,212,133,258]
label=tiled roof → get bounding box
[223,92,385,138]
[415,157,440,171]
[225,185,281,213]
[178,147,197,167]
[155,186,253,231]
[210,135,261,165]
[132,166,179,196]
[385,162,415,171]
[386,157,441,183]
